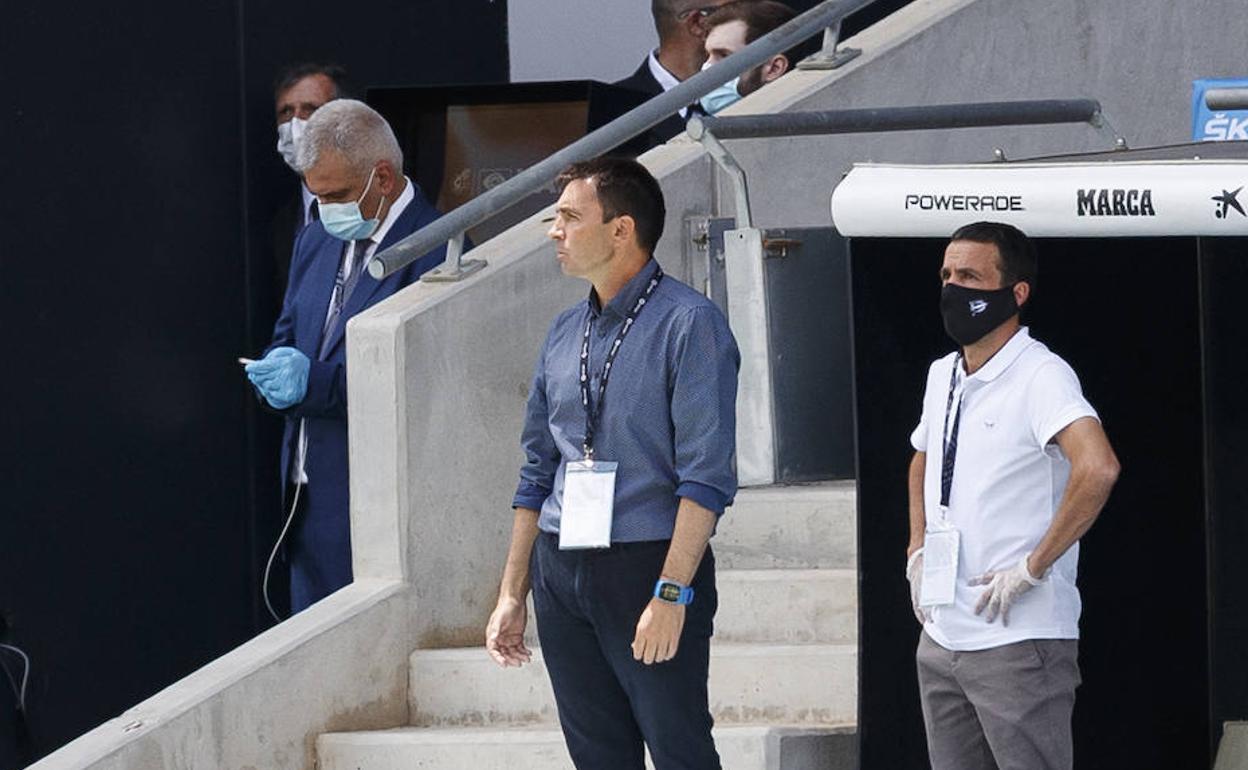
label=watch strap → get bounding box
[653,579,695,605]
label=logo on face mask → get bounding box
[940,283,1018,347]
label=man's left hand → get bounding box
[969,554,1044,626]
[632,598,685,665]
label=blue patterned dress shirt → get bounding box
[513,259,740,542]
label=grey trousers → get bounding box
[916,631,1080,770]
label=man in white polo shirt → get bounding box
[905,221,1120,770]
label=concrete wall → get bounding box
[715,0,1248,228]
[27,581,411,770]
[508,0,656,83]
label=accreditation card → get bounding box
[559,459,617,550]
[920,527,960,607]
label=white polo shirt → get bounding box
[910,327,1098,651]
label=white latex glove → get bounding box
[905,548,930,625]
[969,554,1044,626]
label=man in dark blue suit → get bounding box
[247,99,446,614]
[613,0,734,149]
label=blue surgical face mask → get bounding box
[699,64,742,114]
[318,167,385,241]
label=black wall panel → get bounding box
[0,2,506,764]
[854,237,1209,769]
[1198,237,1248,751]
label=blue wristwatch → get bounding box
[653,579,695,605]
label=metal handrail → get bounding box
[1206,88,1248,111]
[686,98,1124,229]
[370,0,877,280]
[686,99,1106,140]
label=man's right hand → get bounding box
[906,548,930,625]
[485,596,531,667]
[245,346,310,409]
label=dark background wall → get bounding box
[0,2,506,766]
[853,236,1210,768]
[1199,237,1248,754]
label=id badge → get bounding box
[920,527,960,607]
[559,459,618,550]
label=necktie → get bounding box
[319,239,372,358]
[308,199,320,223]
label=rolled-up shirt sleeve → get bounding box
[669,305,740,515]
[513,331,560,510]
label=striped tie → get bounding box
[319,238,371,358]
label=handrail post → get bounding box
[796,20,861,70]
[1088,107,1130,151]
[420,231,486,283]
[688,115,753,229]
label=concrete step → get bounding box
[716,569,857,644]
[715,482,857,570]
[318,723,858,770]
[523,568,857,647]
[408,643,856,728]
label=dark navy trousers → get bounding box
[531,532,721,770]
[287,480,352,613]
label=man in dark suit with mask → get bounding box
[270,63,347,308]
[614,0,738,149]
[246,99,445,613]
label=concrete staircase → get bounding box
[318,482,858,769]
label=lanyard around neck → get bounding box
[579,269,664,459]
[939,354,964,510]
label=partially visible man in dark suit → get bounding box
[246,99,446,613]
[271,63,347,308]
[614,0,739,149]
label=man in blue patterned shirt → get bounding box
[485,157,739,769]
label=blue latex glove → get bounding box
[245,347,310,409]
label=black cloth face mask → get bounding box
[940,282,1019,346]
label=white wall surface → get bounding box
[508,0,658,83]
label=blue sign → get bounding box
[1193,78,1248,141]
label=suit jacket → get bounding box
[267,182,445,519]
[613,58,690,151]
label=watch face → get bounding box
[659,583,682,602]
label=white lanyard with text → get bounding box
[560,269,664,550]
[921,353,963,608]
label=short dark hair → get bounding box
[949,221,1037,288]
[556,157,667,254]
[705,1,807,64]
[273,62,349,99]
